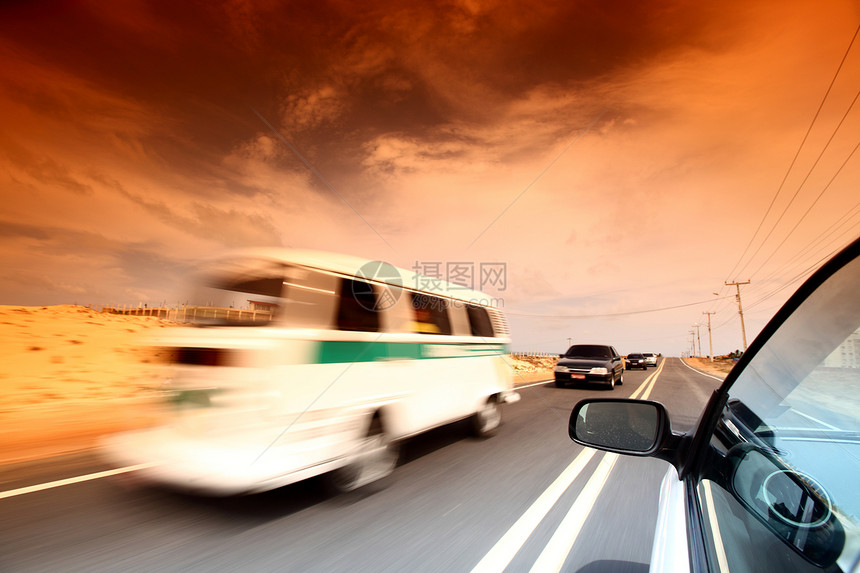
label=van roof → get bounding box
[220,248,500,306]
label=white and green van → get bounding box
[103,249,518,495]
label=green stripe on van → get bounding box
[316,341,508,364]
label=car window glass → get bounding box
[410,293,452,335]
[281,267,338,328]
[466,304,495,338]
[336,278,380,332]
[695,253,860,572]
[565,345,610,358]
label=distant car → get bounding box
[554,344,623,389]
[625,353,647,370]
[642,352,657,367]
[568,236,860,572]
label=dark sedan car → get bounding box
[626,353,647,370]
[554,344,624,389]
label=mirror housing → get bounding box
[569,399,687,470]
[569,399,665,454]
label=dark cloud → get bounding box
[0,218,195,305]
[113,184,283,248]
[0,220,52,241]
[0,0,738,171]
[0,0,856,353]
[1,140,93,195]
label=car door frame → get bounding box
[610,345,623,380]
[569,235,860,572]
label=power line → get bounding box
[724,22,860,282]
[710,229,858,335]
[744,97,860,281]
[756,205,860,285]
[745,234,860,311]
[505,295,732,319]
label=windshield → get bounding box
[182,259,288,326]
[565,345,611,359]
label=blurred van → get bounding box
[102,249,517,495]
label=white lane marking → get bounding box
[678,358,725,381]
[517,379,553,389]
[628,359,665,400]
[0,464,155,501]
[470,448,598,573]
[701,481,730,571]
[529,453,619,573]
[639,359,665,400]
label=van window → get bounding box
[448,301,472,336]
[184,260,287,325]
[282,268,338,329]
[466,305,495,338]
[411,293,451,335]
[337,278,380,332]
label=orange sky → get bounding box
[1,0,858,355]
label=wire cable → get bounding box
[745,98,860,280]
[724,22,860,282]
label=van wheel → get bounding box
[324,416,398,494]
[472,398,501,438]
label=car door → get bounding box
[684,240,860,572]
[610,346,623,379]
[568,236,860,572]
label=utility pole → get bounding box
[567,337,571,349]
[702,311,715,362]
[689,330,696,357]
[693,323,702,358]
[725,280,751,351]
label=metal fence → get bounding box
[100,305,272,323]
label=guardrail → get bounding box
[100,306,272,322]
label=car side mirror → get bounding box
[569,399,668,454]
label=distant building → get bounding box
[248,300,278,312]
[823,328,860,368]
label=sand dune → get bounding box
[0,305,171,465]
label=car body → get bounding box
[626,353,647,370]
[569,236,860,572]
[554,344,623,389]
[642,352,658,367]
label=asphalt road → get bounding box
[0,358,723,572]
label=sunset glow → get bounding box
[1,0,859,355]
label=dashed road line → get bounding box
[469,448,598,573]
[0,464,155,500]
[473,360,666,571]
[528,453,619,573]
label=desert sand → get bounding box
[682,356,733,378]
[0,305,172,465]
